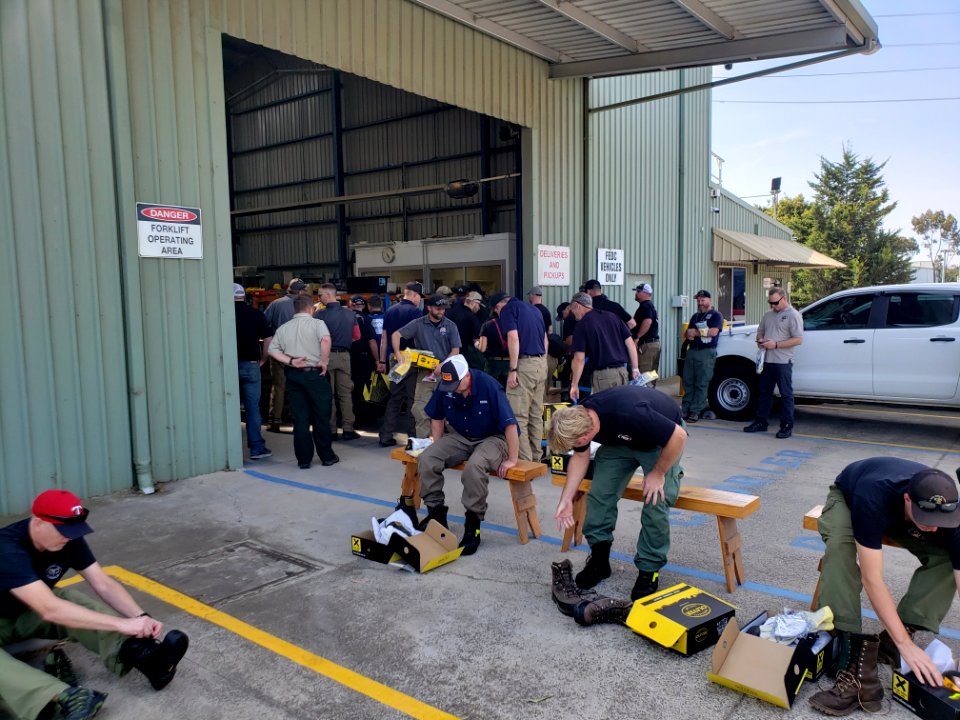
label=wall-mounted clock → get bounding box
[381,246,396,263]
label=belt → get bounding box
[289,366,324,372]
[598,363,625,370]
[331,348,350,352]
[518,353,544,359]
[639,337,660,344]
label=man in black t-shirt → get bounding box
[234,284,272,460]
[583,279,635,331]
[631,284,660,385]
[548,386,686,602]
[809,458,960,716]
[0,490,189,720]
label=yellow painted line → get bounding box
[803,405,960,421]
[69,566,459,720]
[791,432,959,454]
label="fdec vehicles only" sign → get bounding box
[137,202,203,259]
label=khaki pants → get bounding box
[326,351,354,433]
[268,358,287,423]
[0,588,130,720]
[412,368,438,439]
[637,340,661,383]
[506,355,548,461]
[817,486,956,633]
[418,430,508,517]
[591,366,628,396]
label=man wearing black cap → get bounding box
[582,279,635,331]
[632,283,660,385]
[263,278,307,432]
[391,294,462,439]
[414,355,520,555]
[681,290,723,423]
[0,490,189,720]
[233,283,272,460]
[810,458,960,715]
[378,282,425,447]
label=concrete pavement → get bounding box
[3,378,960,719]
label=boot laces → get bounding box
[831,669,861,696]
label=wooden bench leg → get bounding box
[400,463,421,510]
[716,517,745,593]
[561,490,587,552]
[509,481,540,544]
[810,556,823,611]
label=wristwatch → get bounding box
[509,367,518,372]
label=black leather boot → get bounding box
[118,630,189,690]
[459,510,482,555]
[808,632,883,715]
[418,504,448,531]
[575,541,612,589]
[396,495,419,527]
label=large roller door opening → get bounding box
[222,36,524,295]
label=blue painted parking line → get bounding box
[244,468,960,640]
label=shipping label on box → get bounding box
[626,583,736,656]
[707,614,814,708]
[387,520,463,572]
[549,453,596,480]
[892,670,960,720]
[351,530,401,565]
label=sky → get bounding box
[710,0,960,255]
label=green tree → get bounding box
[911,209,959,283]
[765,147,916,305]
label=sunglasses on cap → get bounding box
[37,507,90,525]
[912,495,959,513]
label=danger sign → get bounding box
[137,202,203,259]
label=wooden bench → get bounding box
[391,448,547,544]
[552,473,760,593]
[803,504,900,610]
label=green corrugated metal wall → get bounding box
[0,0,134,514]
[0,0,585,514]
[586,69,713,376]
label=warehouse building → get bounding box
[0,0,877,512]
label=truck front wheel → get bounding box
[709,363,758,421]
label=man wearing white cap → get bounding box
[233,284,272,460]
[632,283,660,385]
[413,355,520,555]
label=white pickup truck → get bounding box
[708,283,960,419]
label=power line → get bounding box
[715,66,960,79]
[716,97,960,105]
[884,42,960,47]
[874,11,960,17]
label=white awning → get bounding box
[712,228,846,269]
[408,0,879,79]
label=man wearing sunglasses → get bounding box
[744,286,803,438]
[810,458,960,716]
[1,490,188,720]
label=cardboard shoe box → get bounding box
[549,452,596,480]
[707,614,816,708]
[892,670,960,720]
[351,520,462,572]
[626,583,736,657]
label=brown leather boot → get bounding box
[809,633,883,716]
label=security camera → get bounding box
[724,63,733,71]
[712,207,721,214]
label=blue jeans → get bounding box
[239,361,267,453]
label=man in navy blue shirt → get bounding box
[568,292,639,402]
[415,355,520,555]
[810,458,960,715]
[681,289,723,423]
[548,386,686,601]
[377,282,424,447]
[490,291,547,462]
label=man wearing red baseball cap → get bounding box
[0,490,189,720]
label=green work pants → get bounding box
[583,443,684,572]
[817,485,956,634]
[0,588,129,720]
[681,347,716,415]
